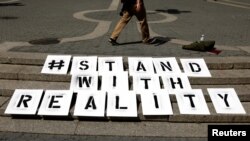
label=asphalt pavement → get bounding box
[0,0,250,57]
[0,0,250,140]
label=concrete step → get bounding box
[0,80,249,101]
[168,102,250,123]
[0,80,69,96]
[0,64,250,85]
[0,57,249,123]
[0,114,248,138]
[0,55,250,69]
[0,64,70,82]
[190,69,250,85]
[1,94,249,123]
[138,102,250,123]
[193,84,250,102]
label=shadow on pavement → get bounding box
[0,2,24,7]
[155,9,191,14]
[119,41,142,46]
[150,36,172,46]
[118,37,173,46]
[0,16,18,20]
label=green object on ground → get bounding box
[182,40,215,52]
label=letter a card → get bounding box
[74,91,106,117]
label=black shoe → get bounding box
[108,38,119,46]
[142,38,157,45]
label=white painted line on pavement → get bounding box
[147,11,177,24]
[108,0,120,10]
[207,0,250,9]
[62,1,178,43]
[137,11,191,46]
[60,0,120,43]
[0,0,247,53]
[0,0,19,4]
[141,10,177,37]
[220,0,250,6]
[0,42,32,52]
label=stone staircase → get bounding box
[0,55,250,123]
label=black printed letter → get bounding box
[85,96,97,110]
[140,78,151,89]
[184,94,195,108]
[136,61,146,72]
[49,95,63,108]
[105,61,115,71]
[160,61,172,71]
[113,76,117,87]
[115,96,127,109]
[17,95,32,108]
[170,77,183,89]
[218,94,229,107]
[79,60,89,70]
[78,76,92,88]
[153,95,159,108]
[189,63,201,72]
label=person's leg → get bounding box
[110,11,132,41]
[135,6,150,43]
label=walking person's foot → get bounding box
[142,38,157,45]
[108,38,119,46]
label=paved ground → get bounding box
[0,0,250,57]
[0,132,206,141]
[0,0,250,140]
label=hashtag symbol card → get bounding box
[41,55,72,74]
